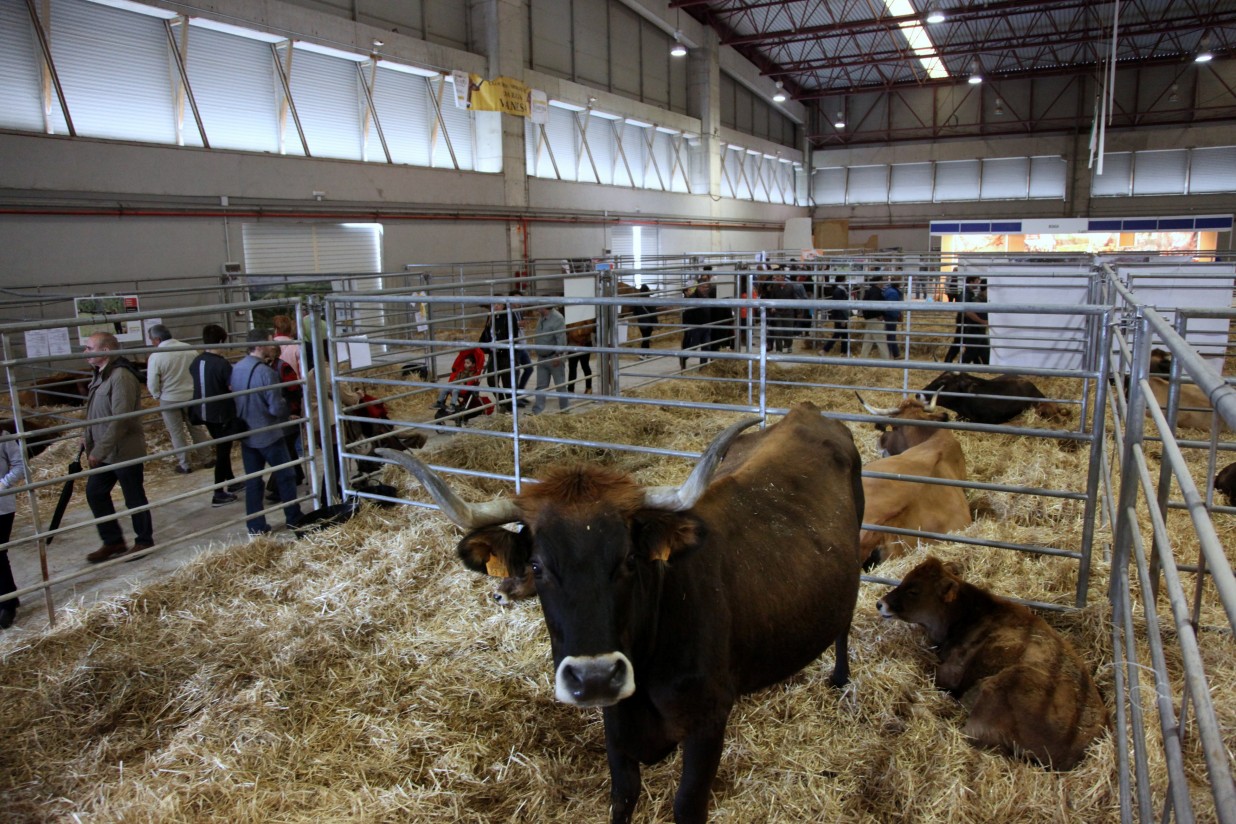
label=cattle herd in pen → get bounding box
[377,355,1176,823]
[7,319,1229,823]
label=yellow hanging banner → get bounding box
[469,74,532,117]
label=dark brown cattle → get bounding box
[920,372,1063,424]
[877,557,1108,770]
[1,412,60,459]
[856,394,971,567]
[379,401,864,823]
[1149,348,1172,375]
[16,371,89,408]
[1214,462,1236,506]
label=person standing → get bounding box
[82,332,153,563]
[631,284,658,353]
[530,305,568,414]
[190,324,240,507]
[762,272,797,353]
[272,314,302,378]
[231,329,304,537]
[881,277,904,359]
[679,277,714,367]
[944,275,990,364]
[147,324,211,474]
[0,425,24,628]
[820,275,851,355]
[857,278,890,359]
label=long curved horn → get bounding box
[854,391,900,417]
[376,448,522,529]
[914,389,941,410]
[643,416,762,511]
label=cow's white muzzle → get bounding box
[555,652,636,707]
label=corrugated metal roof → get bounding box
[675,0,1234,144]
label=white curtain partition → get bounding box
[1119,264,1236,372]
[961,264,1093,371]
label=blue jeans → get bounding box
[241,440,303,534]
[86,462,153,546]
[884,321,902,359]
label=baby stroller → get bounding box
[433,348,494,427]
[433,387,493,426]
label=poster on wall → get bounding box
[74,295,143,345]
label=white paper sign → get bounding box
[24,330,50,359]
[348,336,373,369]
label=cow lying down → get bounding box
[378,402,864,823]
[877,557,1108,770]
[920,371,1065,425]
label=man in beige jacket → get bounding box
[147,324,210,473]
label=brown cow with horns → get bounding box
[377,401,863,824]
[854,392,971,567]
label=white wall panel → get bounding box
[848,164,889,204]
[980,157,1029,200]
[1132,149,1188,196]
[49,0,177,143]
[372,67,433,167]
[1028,156,1066,199]
[813,167,846,205]
[1091,152,1132,196]
[889,162,933,203]
[185,26,281,153]
[1189,146,1236,194]
[0,1,44,132]
[287,47,365,160]
[934,159,980,201]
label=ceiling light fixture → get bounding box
[925,4,945,24]
[773,81,787,103]
[968,58,982,84]
[671,31,688,57]
[1169,83,1179,103]
[994,99,1003,115]
[834,111,846,129]
[1195,34,1213,63]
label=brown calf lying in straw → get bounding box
[876,557,1108,770]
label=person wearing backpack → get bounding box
[857,278,890,359]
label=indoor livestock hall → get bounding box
[1,1,1235,822]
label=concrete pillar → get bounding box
[476,0,530,263]
[688,27,721,201]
